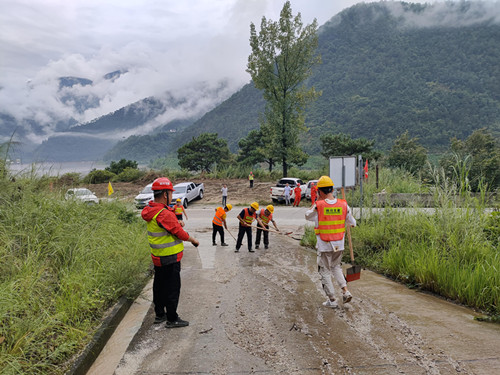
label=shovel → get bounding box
[341,187,361,282]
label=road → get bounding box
[87,205,500,375]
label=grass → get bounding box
[0,177,150,374]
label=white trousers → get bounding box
[317,250,346,299]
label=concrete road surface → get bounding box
[87,205,500,375]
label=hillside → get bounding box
[115,1,499,159]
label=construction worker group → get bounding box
[141,175,355,329]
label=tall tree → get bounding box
[237,129,275,171]
[177,133,232,172]
[387,131,427,175]
[247,1,321,176]
[320,133,381,161]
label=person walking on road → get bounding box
[141,177,199,328]
[305,175,356,308]
[293,183,302,207]
[284,183,291,206]
[173,198,187,226]
[235,201,262,252]
[212,204,232,246]
[221,184,228,206]
[248,172,254,188]
[255,205,279,249]
[310,182,318,206]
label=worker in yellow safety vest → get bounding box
[255,205,279,249]
[212,204,232,246]
[173,198,188,226]
[141,177,199,327]
[305,175,356,309]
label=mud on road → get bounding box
[89,207,500,375]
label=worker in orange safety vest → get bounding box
[305,175,356,309]
[212,204,232,246]
[255,205,279,249]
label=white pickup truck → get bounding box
[270,177,306,204]
[172,182,204,208]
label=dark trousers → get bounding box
[222,196,227,206]
[236,225,252,250]
[249,180,254,188]
[212,223,225,244]
[255,225,269,246]
[153,261,181,322]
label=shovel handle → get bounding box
[341,187,355,263]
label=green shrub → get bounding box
[115,167,146,182]
[84,169,116,184]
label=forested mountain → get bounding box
[110,1,499,159]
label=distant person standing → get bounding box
[248,171,254,188]
[255,205,279,249]
[212,204,232,246]
[305,175,356,309]
[284,183,291,206]
[174,198,188,226]
[141,177,199,328]
[235,202,262,252]
[293,183,302,207]
[310,182,318,206]
[221,184,228,206]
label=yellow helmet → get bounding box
[176,198,181,202]
[317,175,334,188]
[225,203,232,211]
[250,202,259,210]
[266,205,274,213]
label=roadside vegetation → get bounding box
[0,175,150,374]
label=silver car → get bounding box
[65,188,99,204]
[134,183,154,209]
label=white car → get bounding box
[65,188,99,204]
[134,183,153,209]
[172,182,204,208]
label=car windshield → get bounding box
[141,186,153,194]
[75,189,91,196]
[174,186,187,193]
[279,179,296,186]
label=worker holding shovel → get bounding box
[255,205,279,249]
[212,203,232,246]
[305,175,356,308]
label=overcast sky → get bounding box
[0,0,494,143]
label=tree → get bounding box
[177,133,232,172]
[105,159,138,175]
[247,1,321,176]
[320,133,381,161]
[387,131,427,175]
[237,129,275,171]
[439,128,500,191]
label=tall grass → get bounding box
[0,177,150,374]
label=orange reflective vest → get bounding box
[174,205,184,215]
[241,208,256,225]
[258,209,272,225]
[314,199,348,241]
[212,207,226,226]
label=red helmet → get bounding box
[151,177,174,191]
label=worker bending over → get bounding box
[255,205,279,249]
[212,204,232,246]
[305,175,356,308]
[235,202,262,253]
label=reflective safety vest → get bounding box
[212,207,226,226]
[259,208,272,225]
[241,208,256,225]
[147,209,184,257]
[174,205,183,215]
[314,199,348,241]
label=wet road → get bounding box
[88,205,500,375]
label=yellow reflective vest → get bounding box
[147,209,184,257]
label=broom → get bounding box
[341,187,362,282]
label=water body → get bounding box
[7,161,107,177]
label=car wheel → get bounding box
[183,199,188,209]
[272,199,278,204]
[198,190,204,199]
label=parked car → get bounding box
[270,178,306,204]
[65,188,99,204]
[134,183,154,209]
[305,179,319,200]
[172,182,204,208]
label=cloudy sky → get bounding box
[0,0,491,143]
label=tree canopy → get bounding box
[247,1,321,176]
[320,133,381,161]
[387,131,428,175]
[177,133,232,172]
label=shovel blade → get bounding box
[345,265,362,282]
